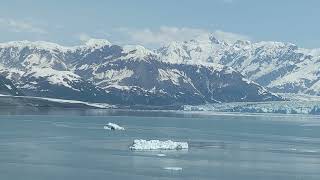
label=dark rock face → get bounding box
[0,75,22,96]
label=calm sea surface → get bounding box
[0,109,320,180]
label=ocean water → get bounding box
[0,110,320,180]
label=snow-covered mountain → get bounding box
[0,39,280,106]
[157,35,228,64]
[157,35,320,96]
[0,40,112,102]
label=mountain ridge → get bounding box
[0,38,280,105]
[156,35,320,95]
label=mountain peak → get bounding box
[233,40,251,48]
[123,45,155,59]
[207,34,229,46]
[209,35,220,44]
[0,40,70,52]
[84,39,112,48]
[234,39,251,45]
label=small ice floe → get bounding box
[129,139,188,150]
[103,123,125,131]
[289,148,318,153]
[163,167,182,171]
[156,153,166,157]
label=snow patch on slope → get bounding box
[25,67,81,89]
[95,68,134,82]
[158,69,191,86]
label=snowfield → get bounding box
[130,139,188,150]
[104,123,125,130]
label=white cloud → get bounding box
[116,26,250,47]
[117,26,209,46]
[0,18,47,34]
[212,30,250,44]
[78,33,92,42]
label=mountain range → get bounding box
[2,34,318,107]
[158,35,320,95]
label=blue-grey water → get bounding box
[1,110,320,180]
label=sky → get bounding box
[0,0,319,48]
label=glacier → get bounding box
[184,99,320,115]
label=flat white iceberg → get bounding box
[104,123,125,131]
[157,153,166,157]
[130,139,188,150]
[163,167,182,171]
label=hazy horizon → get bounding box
[1,0,319,48]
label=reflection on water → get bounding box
[0,109,320,180]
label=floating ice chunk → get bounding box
[289,148,317,153]
[157,153,166,157]
[130,139,188,150]
[163,167,182,171]
[104,123,125,131]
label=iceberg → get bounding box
[157,153,166,157]
[104,123,125,130]
[163,167,183,171]
[130,139,188,150]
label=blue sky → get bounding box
[0,0,319,48]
